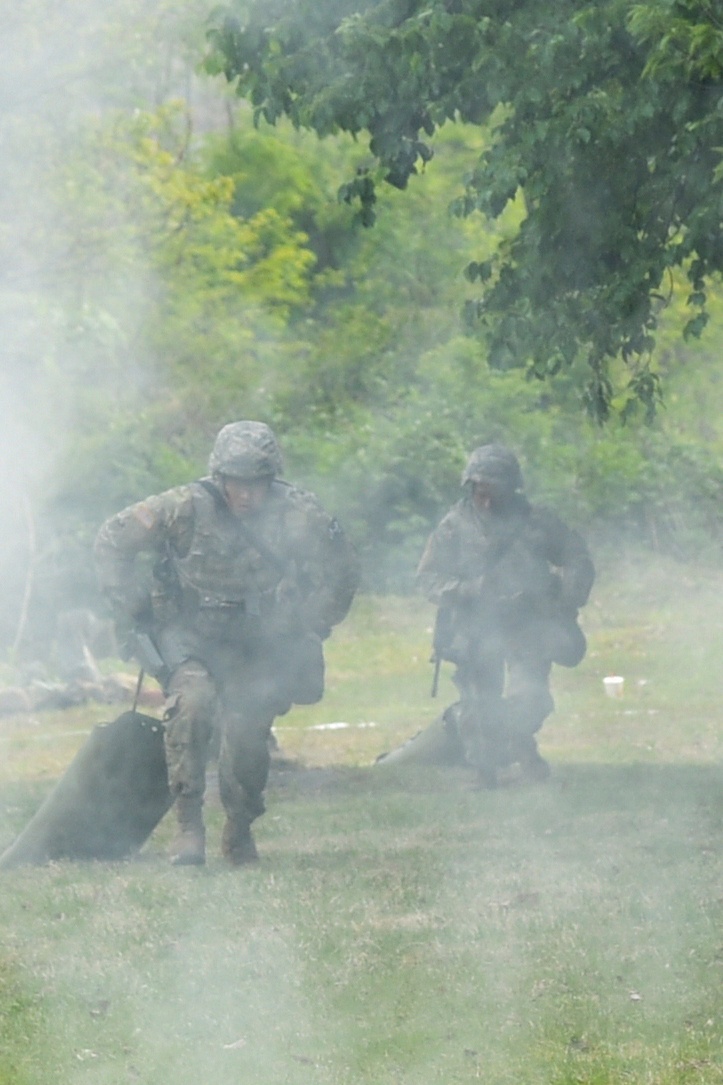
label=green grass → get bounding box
[0,552,722,1084]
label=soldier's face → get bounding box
[221,476,271,517]
[471,480,502,511]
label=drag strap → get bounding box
[197,478,288,575]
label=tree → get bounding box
[205,0,723,420]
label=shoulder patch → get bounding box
[132,502,157,531]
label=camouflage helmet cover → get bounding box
[461,444,524,492]
[208,421,283,480]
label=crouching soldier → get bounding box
[417,444,594,788]
[94,421,359,865]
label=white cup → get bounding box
[603,675,625,699]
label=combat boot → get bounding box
[169,796,206,866]
[515,735,551,784]
[472,763,498,790]
[221,815,259,866]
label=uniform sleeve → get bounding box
[537,508,595,610]
[93,487,194,608]
[416,513,466,606]
[287,492,360,638]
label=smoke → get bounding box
[0,0,225,658]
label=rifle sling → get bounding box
[197,478,288,577]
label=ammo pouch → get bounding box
[193,601,247,642]
[502,589,587,668]
[544,608,587,668]
[177,583,256,643]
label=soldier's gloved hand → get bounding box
[105,585,153,659]
[454,575,486,602]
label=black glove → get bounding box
[106,585,153,659]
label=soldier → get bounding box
[94,421,359,866]
[417,444,594,788]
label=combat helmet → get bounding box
[461,444,524,492]
[208,421,283,480]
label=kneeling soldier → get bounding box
[417,444,594,788]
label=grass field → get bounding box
[0,550,721,1084]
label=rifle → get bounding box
[430,604,454,698]
[431,654,441,698]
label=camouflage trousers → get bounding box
[163,646,295,830]
[452,630,554,773]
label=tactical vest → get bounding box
[170,483,287,614]
[454,503,557,603]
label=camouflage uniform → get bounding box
[417,445,594,787]
[94,422,359,864]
